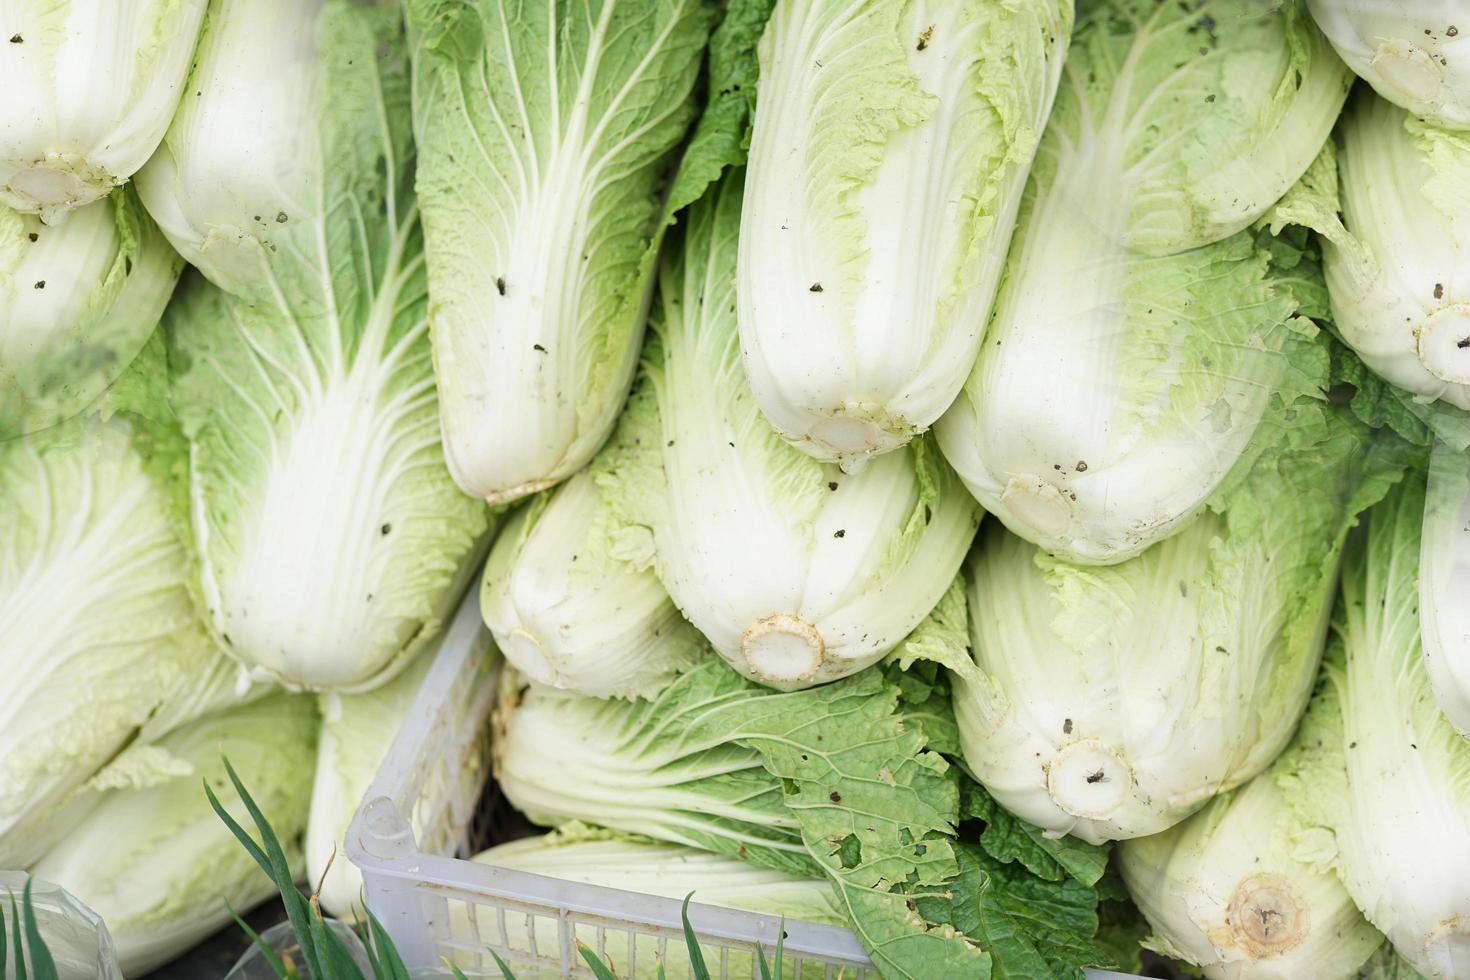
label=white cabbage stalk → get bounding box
[0,189,181,439]
[481,465,702,698]
[492,666,817,877]
[32,693,318,978]
[475,829,842,925]
[0,363,228,868]
[307,650,432,920]
[163,5,492,692]
[405,0,713,504]
[1307,0,1470,129]
[455,828,842,979]
[1421,443,1470,735]
[1279,476,1470,980]
[736,0,1072,464]
[0,0,207,220]
[133,0,334,299]
[1118,764,1383,979]
[1320,94,1470,409]
[626,172,981,689]
[936,0,1350,565]
[951,390,1398,843]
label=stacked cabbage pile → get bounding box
[4,1,1470,978]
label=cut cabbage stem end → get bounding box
[484,478,557,507]
[810,415,886,456]
[1226,874,1309,958]
[1046,739,1132,819]
[1001,474,1074,540]
[6,156,114,216]
[1371,39,1449,105]
[1416,304,1470,384]
[504,627,559,688]
[1425,915,1470,978]
[741,614,824,683]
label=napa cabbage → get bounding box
[1312,93,1470,409]
[935,0,1352,564]
[619,171,981,689]
[0,189,181,439]
[0,0,207,219]
[31,693,318,977]
[160,2,492,691]
[0,342,241,869]
[1278,474,1470,980]
[404,0,715,504]
[951,364,1412,842]
[736,0,1073,464]
[1117,742,1384,979]
[1307,0,1470,129]
[480,431,704,697]
[135,0,342,299]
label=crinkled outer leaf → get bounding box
[734,666,1120,978]
[0,0,209,218]
[405,0,715,503]
[1093,892,1149,978]
[937,1,1344,565]
[0,187,182,439]
[31,693,318,978]
[1280,474,1470,980]
[960,780,1108,889]
[166,4,491,692]
[1055,0,1350,256]
[1306,0,1470,130]
[911,841,1104,979]
[736,0,1073,463]
[1330,343,1470,453]
[0,357,235,868]
[952,332,1420,842]
[632,169,981,689]
[661,0,774,219]
[883,576,978,687]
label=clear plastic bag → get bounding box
[0,871,121,980]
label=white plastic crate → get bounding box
[346,588,1144,980]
